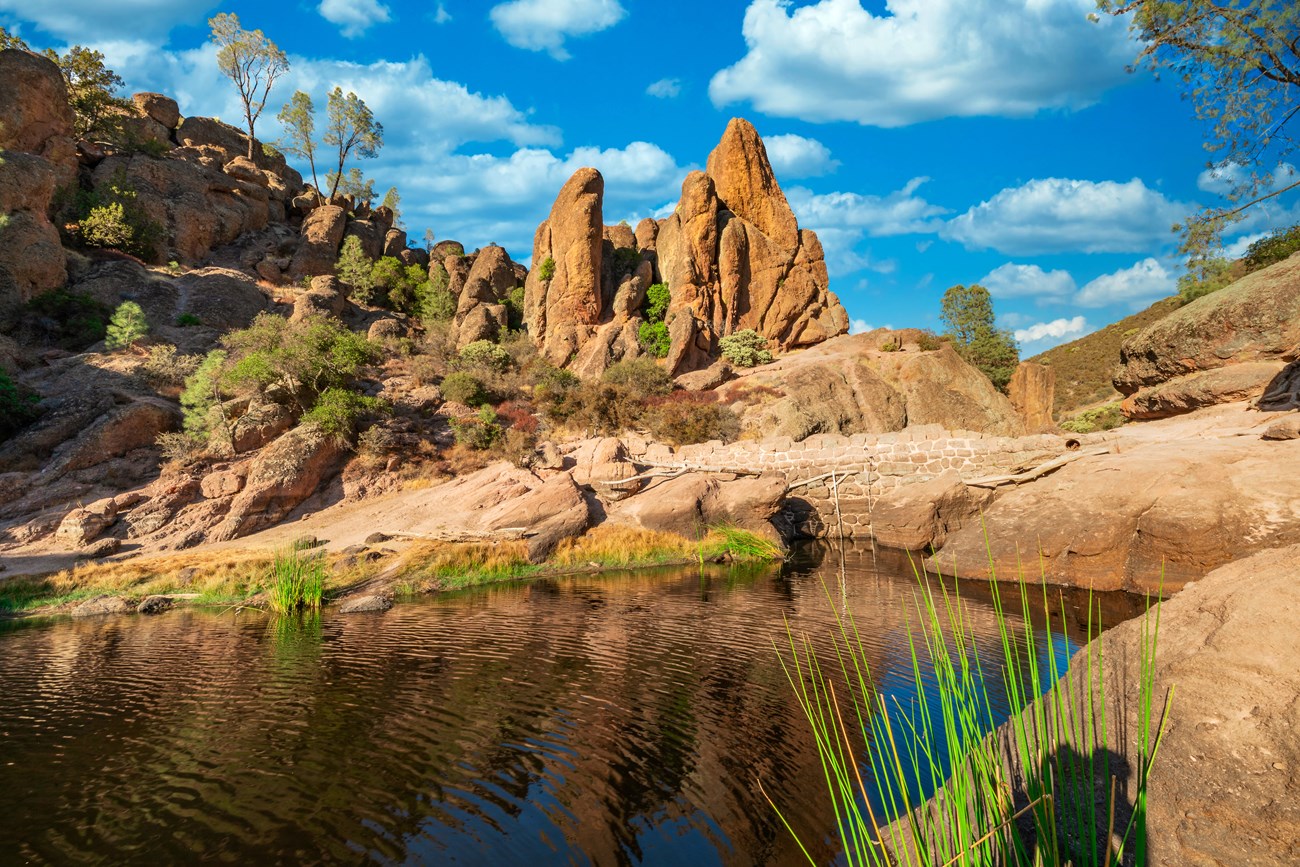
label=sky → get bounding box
[3,0,1298,354]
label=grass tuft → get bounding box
[266,550,327,615]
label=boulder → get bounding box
[340,594,393,614]
[70,595,131,617]
[1008,362,1056,431]
[288,205,347,281]
[116,114,173,150]
[56,498,119,546]
[676,360,733,392]
[867,471,992,551]
[1115,254,1300,395]
[0,151,66,310]
[344,219,385,260]
[206,424,347,542]
[1261,414,1300,441]
[383,228,407,257]
[173,268,272,331]
[131,92,181,129]
[81,537,122,559]
[200,470,245,499]
[454,245,518,346]
[608,472,787,542]
[398,247,429,269]
[367,318,405,342]
[292,288,345,321]
[223,156,267,187]
[137,595,174,615]
[1121,362,1284,420]
[230,400,293,453]
[0,48,77,186]
[706,117,799,249]
[49,398,180,476]
[523,167,605,365]
[480,472,592,562]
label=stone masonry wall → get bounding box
[619,424,1109,538]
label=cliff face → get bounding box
[524,118,848,376]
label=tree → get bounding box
[1094,1,1300,268]
[324,87,383,200]
[335,235,377,303]
[939,284,1019,391]
[326,167,376,208]
[54,46,131,139]
[380,186,401,226]
[0,26,31,51]
[209,13,289,161]
[105,301,149,350]
[277,91,323,204]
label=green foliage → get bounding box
[380,186,401,226]
[505,285,526,331]
[530,362,580,405]
[176,313,202,327]
[643,393,740,445]
[21,289,109,349]
[0,370,40,442]
[1243,223,1300,270]
[70,170,164,260]
[209,12,289,161]
[105,301,149,350]
[601,357,672,397]
[1059,402,1127,434]
[0,25,29,51]
[1176,256,1235,304]
[538,257,556,282]
[324,87,383,200]
[940,284,1020,391]
[261,142,282,160]
[327,167,375,208]
[879,339,900,352]
[79,202,134,249]
[221,312,378,410]
[180,349,229,440]
[301,387,387,442]
[276,90,322,200]
[719,329,774,367]
[917,330,943,351]
[266,549,325,615]
[709,525,782,561]
[1094,0,1300,265]
[637,320,671,358]
[335,235,376,303]
[457,339,512,374]
[642,282,670,322]
[440,371,489,406]
[610,246,641,275]
[450,406,503,450]
[141,343,199,387]
[52,45,131,140]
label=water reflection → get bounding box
[0,543,1144,865]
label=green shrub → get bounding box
[301,387,387,443]
[1243,224,1300,271]
[1177,257,1234,304]
[335,235,376,303]
[68,169,163,261]
[505,285,525,330]
[450,406,503,450]
[141,343,199,387]
[637,320,671,358]
[611,246,641,275]
[719,329,773,367]
[1059,402,1126,434]
[179,349,230,446]
[917,330,943,351]
[441,371,488,406]
[530,362,580,406]
[221,312,379,410]
[642,282,670,322]
[538,257,556,281]
[105,300,149,350]
[0,370,40,442]
[880,339,901,352]
[80,202,134,249]
[21,289,109,349]
[457,339,512,374]
[176,313,202,327]
[601,357,672,398]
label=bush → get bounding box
[221,312,379,410]
[601,357,672,397]
[105,301,149,350]
[505,285,525,330]
[917,330,943,351]
[79,202,134,249]
[335,235,376,303]
[642,282,670,322]
[1177,257,1235,304]
[67,170,163,261]
[538,257,556,281]
[638,320,670,358]
[879,339,901,352]
[719,329,773,367]
[0,370,40,442]
[611,246,641,275]
[531,361,580,406]
[301,387,387,443]
[643,393,740,445]
[450,406,503,450]
[142,343,199,387]
[1243,224,1300,271]
[1059,402,1126,434]
[176,313,202,327]
[456,339,512,374]
[441,371,488,406]
[154,430,206,468]
[21,289,109,349]
[498,427,538,468]
[494,400,539,434]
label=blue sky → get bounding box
[3,0,1298,353]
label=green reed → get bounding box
[769,558,1173,866]
[266,550,327,615]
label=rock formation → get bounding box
[524,118,848,376]
[452,244,522,347]
[1114,253,1300,418]
[1007,362,1056,431]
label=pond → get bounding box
[0,544,1144,865]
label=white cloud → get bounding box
[1014,316,1089,344]
[318,0,391,38]
[0,0,214,40]
[709,0,1134,127]
[646,78,682,98]
[434,2,452,23]
[786,179,945,276]
[1076,258,1175,308]
[944,177,1188,255]
[490,0,626,60]
[1222,232,1267,260]
[764,133,840,179]
[850,319,872,334]
[1197,162,1297,196]
[980,262,1076,300]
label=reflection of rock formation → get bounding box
[524,118,848,377]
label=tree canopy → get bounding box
[324,87,383,200]
[277,90,322,202]
[939,284,1019,391]
[209,13,289,161]
[1094,0,1300,265]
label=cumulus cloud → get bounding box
[1076,258,1175,308]
[434,2,452,23]
[318,0,391,38]
[764,133,840,179]
[980,263,1076,300]
[944,177,1188,255]
[709,0,1134,127]
[646,78,682,98]
[786,179,945,275]
[0,0,214,40]
[850,319,892,334]
[489,0,626,60]
[1197,162,1297,196]
[1014,316,1089,344]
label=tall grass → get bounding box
[770,560,1172,866]
[266,550,327,615]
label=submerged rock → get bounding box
[339,594,392,614]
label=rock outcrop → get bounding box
[658,119,848,374]
[1008,362,1056,431]
[452,244,520,347]
[0,49,77,185]
[1114,253,1300,417]
[289,205,348,281]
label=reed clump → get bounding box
[771,562,1172,866]
[266,550,327,615]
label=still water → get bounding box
[0,545,1143,865]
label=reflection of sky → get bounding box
[0,548,1140,865]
